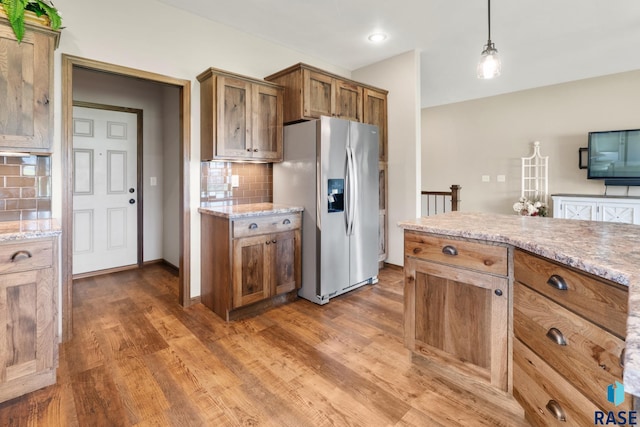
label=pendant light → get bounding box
[477,0,501,79]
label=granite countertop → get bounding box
[398,211,640,396]
[0,219,62,242]
[198,202,304,219]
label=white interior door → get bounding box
[72,106,138,275]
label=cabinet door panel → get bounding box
[303,69,333,118]
[217,76,251,158]
[0,268,56,401]
[233,236,269,308]
[335,80,362,122]
[271,230,300,295]
[363,89,387,161]
[405,256,508,390]
[0,26,52,151]
[252,84,283,160]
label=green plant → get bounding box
[1,0,62,42]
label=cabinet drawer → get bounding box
[404,231,508,276]
[514,339,600,427]
[514,283,629,412]
[233,213,301,238]
[514,249,627,337]
[0,240,53,274]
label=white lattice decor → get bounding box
[521,141,549,204]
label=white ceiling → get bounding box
[155,0,640,108]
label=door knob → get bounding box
[129,199,136,204]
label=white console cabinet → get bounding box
[552,194,640,225]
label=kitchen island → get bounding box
[399,212,640,425]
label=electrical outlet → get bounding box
[150,177,157,186]
[231,175,240,188]
[482,175,490,182]
[497,175,506,182]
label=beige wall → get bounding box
[52,0,352,297]
[422,70,640,215]
[354,50,421,266]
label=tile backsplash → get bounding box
[0,155,51,221]
[201,161,272,206]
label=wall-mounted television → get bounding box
[588,129,640,186]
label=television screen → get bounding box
[588,129,640,181]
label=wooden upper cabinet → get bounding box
[0,20,59,152]
[265,63,385,127]
[217,76,252,159]
[252,84,283,161]
[363,88,388,161]
[303,69,334,118]
[335,80,362,122]
[198,67,284,162]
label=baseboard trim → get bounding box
[73,264,138,280]
[383,262,403,271]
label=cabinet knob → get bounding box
[545,400,566,422]
[249,223,258,230]
[441,245,458,256]
[272,239,277,244]
[546,328,567,346]
[266,241,271,245]
[494,289,503,297]
[547,274,568,291]
[11,250,33,262]
[253,148,259,152]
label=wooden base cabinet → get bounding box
[201,212,301,321]
[403,231,510,391]
[513,249,629,425]
[0,237,58,402]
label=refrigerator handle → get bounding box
[346,146,356,236]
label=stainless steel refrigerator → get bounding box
[273,116,379,304]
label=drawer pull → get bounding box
[249,223,258,230]
[441,245,458,256]
[620,348,626,369]
[545,400,566,422]
[11,250,33,262]
[547,274,568,291]
[546,328,567,346]
[283,219,291,225]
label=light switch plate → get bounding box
[150,176,157,186]
[231,175,240,188]
[482,175,490,182]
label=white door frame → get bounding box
[72,101,144,277]
[61,55,192,342]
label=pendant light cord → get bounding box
[487,0,491,42]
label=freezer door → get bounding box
[319,117,350,298]
[349,121,380,285]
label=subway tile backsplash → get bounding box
[0,155,51,221]
[201,161,272,206]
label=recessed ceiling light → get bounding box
[367,33,387,43]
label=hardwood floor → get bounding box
[0,264,529,426]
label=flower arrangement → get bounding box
[0,0,62,42]
[513,196,548,217]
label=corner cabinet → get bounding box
[0,236,59,402]
[0,17,60,152]
[403,231,510,392]
[552,194,640,224]
[265,63,389,263]
[201,211,301,321]
[197,67,284,162]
